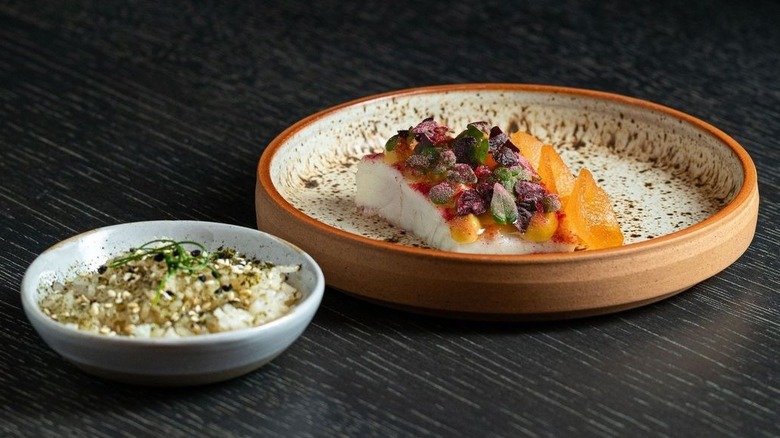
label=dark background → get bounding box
[1,1,778,436]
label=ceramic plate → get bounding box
[255,84,758,320]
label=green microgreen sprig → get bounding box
[108,239,220,304]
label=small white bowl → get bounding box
[21,221,325,386]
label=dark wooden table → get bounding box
[2,1,778,436]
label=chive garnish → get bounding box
[108,239,220,304]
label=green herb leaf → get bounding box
[493,166,531,193]
[429,182,456,204]
[108,239,220,304]
[462,124,490,164]
[385,134,400,152]
[490,183,518,224]
[472,137,490,164]
[452,124,491,165]
[465,123,487,139]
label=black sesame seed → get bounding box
[222,284,233,291]
[97,265,107,274]
[198,274,207,282]
[165,290,174,296]
[154,253,165,262]
[191,249,201,257]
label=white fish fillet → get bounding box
[355,155,576,254]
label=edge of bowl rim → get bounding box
[21,220,326,346]
[257,83,758,264]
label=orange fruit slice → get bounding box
[563,168,624,249]
[524,211,559,242]
[537,144,575,198]
[449,214,481,243]
[510,131,543,170]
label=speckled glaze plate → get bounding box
[255,84,758,320]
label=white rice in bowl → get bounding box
[38,240,301,338]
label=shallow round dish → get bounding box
[21,220,324,385]
[255,84,758,320]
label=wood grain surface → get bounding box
[1,0,778,436]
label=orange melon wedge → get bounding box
[563,168,624,250]
[537,144,576,198]
[510,131,543,170]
